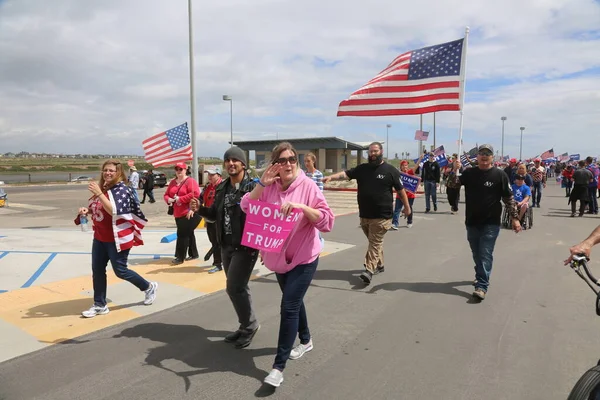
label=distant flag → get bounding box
[337,38,466,117]
[558,152,569,162]
[433,145,445,156]
[540,148,554,160]
[414,130,429,141]
[142,123,193,167]
[570,154,580,161]
[467,146,478,158]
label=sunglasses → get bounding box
[478,151,493,156]
[274,156,298,165]
[174,167,184,171]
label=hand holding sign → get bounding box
[281,201,304,217]
[260,164,283,186]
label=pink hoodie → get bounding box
[240,170,334,274]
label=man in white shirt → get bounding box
[129,166,140,203]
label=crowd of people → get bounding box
[75,141,600,389]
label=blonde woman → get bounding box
[77,160,157,318]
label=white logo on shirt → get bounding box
[484,181,494,187]
[377,174,385,179]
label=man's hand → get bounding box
[401,206,411,217]
[511,218,522,233]
[190,198,199,212]
[186,210,195,220]
[322,175,332,184]
[565,240,593,265]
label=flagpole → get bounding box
[457,26,469,156]
[419,114,423,156]
[187,0,199,181]
[433,112,436,149]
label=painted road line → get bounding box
[7,203,58,211]
[0,252,8,260]
[0,250,178,256]
[21,253,58,288]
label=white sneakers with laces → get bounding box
[264,369,284,387]
[289,339,313,360]
[144,282,158,305]
[81,305,109,318]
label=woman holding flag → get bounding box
[77,160,158,318]
[392,160,416,229]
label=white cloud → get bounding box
[0,0,599,160]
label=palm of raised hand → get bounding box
[261,164,282,186]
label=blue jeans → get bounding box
[273,257,318,371]
[588,187,598,213]
[532,182,543,206]
[466,225,500,292]
[392,197,415,226]
[424,181,437,210]
[91,239,150,306]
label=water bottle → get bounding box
[80,215,89,232]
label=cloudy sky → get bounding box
[1,0,599,160]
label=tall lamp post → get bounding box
[519,126,525,161]
[222,95,233,147]
[386,124,391,160]
[187,0,199,180]
[501,116,507,159]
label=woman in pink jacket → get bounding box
[241,142,334,388]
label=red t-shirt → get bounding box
[89,195,114,242]
[163,178,201,218]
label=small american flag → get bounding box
[414,130,429,141]
[559,152,569,162]
[337,38,465,117]
[107,182,147,252]
[433,145,445,156]
[143,123,193,167]
[540,148,554,160]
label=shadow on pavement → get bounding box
[368,280,474,300]
[23,298,144,319]
[114,323,275,392]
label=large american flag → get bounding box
[540,148,554,160]
[107,182,147,252]
[142,123,193,167]
[337,38,465,117]
[414,130,429,141]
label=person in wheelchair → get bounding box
[512,174,531,223]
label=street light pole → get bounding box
[501,116,507,160]
[187,0,199,180]
[222,95,233,147]
[386,124,391,160]
[520,126,525,161]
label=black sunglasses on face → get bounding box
[478,151,493,156]
[175,167,184,171]
[274,156,297,165]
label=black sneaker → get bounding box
[375,265,385,274]
[171,258,184,265]
[185,256,199,261]
[434,205,438,212]
[425,209,430,213]
[359,270,373,285]
[224,330,242,343]
[235,325,261,349]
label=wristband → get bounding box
[254,178,266,187]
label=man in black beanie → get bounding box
[191,146,260,348]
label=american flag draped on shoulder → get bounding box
[143,123,193,167]
[337,38,465,117]
[108,182,147,252]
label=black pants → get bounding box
[222,245,259,333]
[446,187,460,212]
[175,214,200,260]
[142,187,155,203]
[205,222,222,267]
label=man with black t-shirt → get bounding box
[323,142,411,285]
[454,144,521,300]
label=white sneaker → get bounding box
[82,305,109,318]
[144,282,158,305]
[264,369,284,387]
[407,223,413,228]
[290,339,313,360]
[389,225,398,231]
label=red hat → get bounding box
[534,158,541,162]
[175,162,187,170]
[400,160,409,166]
[510,158,517,163]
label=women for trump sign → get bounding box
[242,200,302,252]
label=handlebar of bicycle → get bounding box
[569,254,600,316]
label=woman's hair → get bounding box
[517,163,527,174]
[99,159,128,190]
[270,141,298,163]
[305,152,317,164]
